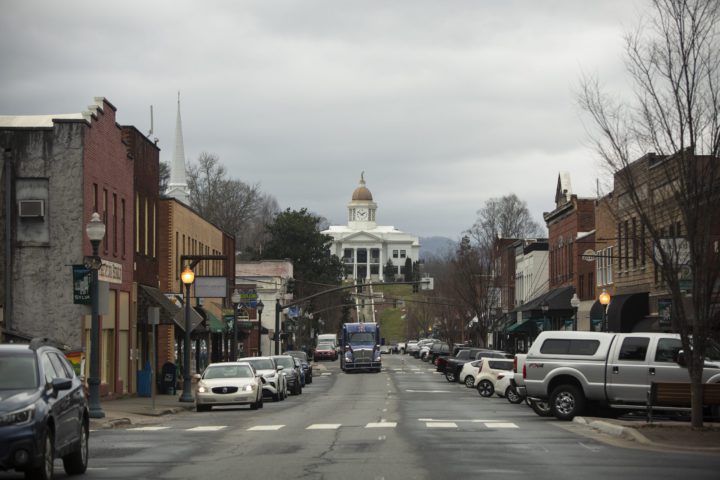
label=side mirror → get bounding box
[676,350,687,367]
[193,373,202,380]
[277,365,284,371]
[51,378,72,393]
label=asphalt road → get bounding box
[4,354,720,480]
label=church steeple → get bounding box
[166,92,190,205]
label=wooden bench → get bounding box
[646,382,720,423]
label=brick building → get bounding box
[0,97,135,397]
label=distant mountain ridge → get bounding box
[419,236,457,260]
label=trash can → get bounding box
[137,361,152,397]
[160,362,177,395]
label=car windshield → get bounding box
[286,351,308,362]
[203,364,254,379]
[245,358,275,370]
[273,357,295,368]
[317,343,334,350]
[0,353,39,389]
[348,332,375,344]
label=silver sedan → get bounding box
[194,362,264,412]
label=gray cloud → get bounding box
[0,0,645,238]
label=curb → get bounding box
[574,417,654,445]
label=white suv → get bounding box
[243,356,288,401]
[472,358,514,397]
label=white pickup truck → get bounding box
[523,330,720,420]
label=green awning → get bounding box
[505,318,551,333]
[204,310,225,333]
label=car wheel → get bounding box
[307,375,312,384]
[258,394,264,409]
[464,375,475,388]
[27,428,54,480]
[272,392,280,402]
[528,398,553,417]
[445,371,456,382]
[477,380,494,397]
[62,420,88,475]
[196,404,210,412]
[505,386,523,404]
[250,399,259,410]
[550,384,585,421]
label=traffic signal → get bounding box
[287,278,295,294]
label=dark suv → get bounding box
[0,338,89,479]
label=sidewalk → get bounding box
[574,416,720,453]
[89,392,195,430]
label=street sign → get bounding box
[581,249,596,262]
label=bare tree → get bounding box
[159,161,170,195]
[468,194,544,251]
[187,152,279,256]
[579,0,720,427]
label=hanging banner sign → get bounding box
[72,265,91,305]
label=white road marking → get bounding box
[247,425,285,431]
[306,423,341,430]
[418,418,505,423]
[406,389,451,393]
[187,426,227,432]
[129,426,170,431]
[426,422,457,428]
[484,422,518,429]
[321,372,332,376]
[366,422,397,428]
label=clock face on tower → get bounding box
[356,208,368,220]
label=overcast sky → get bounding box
[1,0,646,239]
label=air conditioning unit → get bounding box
[18,199,45,218]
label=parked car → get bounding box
[404,340,420,356]
[194,362,264,411]
[0,339,89,480]
[428,342,452,365]
[513,353,551,416]
[314,342,338,361]
[413,339,435,358]
[272,355,303,395]
[242,357,288,401]
[293,357,306,387]
[473,358,515,397]
[284,350,313,384]
[494,372,524,404]
[447,349,512,384]
[379,344,392,354]
[524,331,720,420]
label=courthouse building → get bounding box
[323,174,420,281]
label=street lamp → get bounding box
[541,300,550,331]
[570,293,581,331]
[256,299,264,356]
[231,289,240,361]
[179,265,195,402]
[274,297,281,355]
[599,289,611,332]
[85,212,106,419]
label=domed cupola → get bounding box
[348,172,377,227]
[352,175,373,201]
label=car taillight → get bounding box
[522,363,526,379]
[513,357,517,373]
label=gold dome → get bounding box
[351,172,373,201]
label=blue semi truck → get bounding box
[340,322,382,372]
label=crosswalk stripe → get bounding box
[187,426,227,432]
[366,422,397,428]
[306,424,341,430]
[247,425,285,431]
[130,426,170,431]
[484,422,518,429]
[426,422,457,428]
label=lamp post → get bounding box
[86,212,106,419]
[274,297,281,355]
[179,265,195,402]
[256,299,264,356]
[570,293,581,331]
[541,300,550,331]
[231,289,240,361]
[599,289,611,332]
